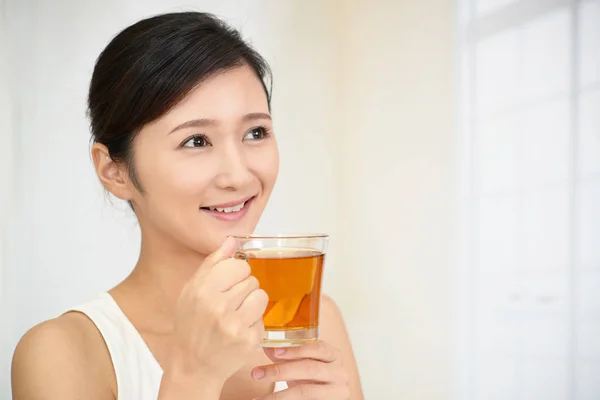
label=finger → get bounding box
[264,340,338,363]
[249,318,265,344]
[251,359,341,384]
[210,258,251,291]
[254,383,349,400]
[201,236,237,269]
[237,288,268,326]
[225,275,260,309]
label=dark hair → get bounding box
[87,11,272,193]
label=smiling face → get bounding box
[103,65,279,255]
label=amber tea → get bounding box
[244,248,324,330]
[233,234,328,347]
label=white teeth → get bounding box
[208,201,246,213]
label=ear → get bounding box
[91,143,135,201]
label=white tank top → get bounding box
[67,292,287,399]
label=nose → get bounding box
[213,142,254,191]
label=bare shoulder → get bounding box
[321,294,344,320]
[320,294,352,339]
[11,312,116,400]
[320,294,365,399]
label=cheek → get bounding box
[142,153,216,205]
[252,143,279,188]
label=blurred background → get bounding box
[0,0,599,399]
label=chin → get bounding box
[190,222,257,254]
[189,198,266,254]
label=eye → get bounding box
[243,126,271,141]
[181,134,211,148]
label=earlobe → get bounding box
[90,143,134,201]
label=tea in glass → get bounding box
[233,234,328,347]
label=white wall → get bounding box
[0,0,345,396]
[1,1,458,399]
[0,1,15,393]
[336,1,456,398]
[0,0,9,301]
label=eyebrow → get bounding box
[168,112,272,134]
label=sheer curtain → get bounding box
[459,0,600,398]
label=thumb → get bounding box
[203,236,237,268]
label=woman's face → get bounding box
[126,65,279,255]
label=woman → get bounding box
[11,11,363,400]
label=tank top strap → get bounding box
[65,292,163,399]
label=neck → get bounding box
[118,230,207,327]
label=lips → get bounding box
[200,196,256,221]
[201,195,255,211]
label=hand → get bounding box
[166,237,269,384]
[251,341,351,399]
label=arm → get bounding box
[11,316,115,400]
[319,295,364,399]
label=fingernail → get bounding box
[275,348,286,356]
[252,367,265,380]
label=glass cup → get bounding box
[232,234,329,347]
